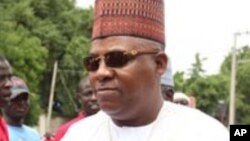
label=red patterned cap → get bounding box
[92,0,165,45]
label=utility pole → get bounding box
[229,31,250,126]
[229,33,238,125]
[47,61,58,132]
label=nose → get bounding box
[90,93,97,101]
[5,77,12,88]
[91,59,114,82]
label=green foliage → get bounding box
[0,15,48,94]
[174,53,229,124]
[173,71,186,92]
[0,0,93,124]
[230,46,250,124]
[174,47,250,125]
[25,93,43,126]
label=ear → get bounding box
[155,51,168,75]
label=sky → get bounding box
[75,0,250,75]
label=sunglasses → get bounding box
[83,50,158,72]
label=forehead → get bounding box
[90,36,160,54]
[90,36,137,53]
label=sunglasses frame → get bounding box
[83,50,159,72]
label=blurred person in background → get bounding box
[2,76,40,141]
[51,76,99,141]
[0,55,12,141]
[173,92,191,107]
[160,58,174,101]
[173,92,196,108]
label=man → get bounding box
[0,55,12,141]
[62,0,229,140]
[173,92,191,106]
[2,76,40,141]
[52,77,99,141]
[161,59,175,101]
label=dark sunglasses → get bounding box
[83,50,158,72]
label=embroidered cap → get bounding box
[92,0,165,45]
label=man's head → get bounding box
[173,92,191,106]
[77,77,99,116]
[84,0,166,126]
[3,76,30,126]
[0,55,12,108]
[160,58,174,101]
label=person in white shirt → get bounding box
[62,0,229,141]
[160,58,175,101]
[173,92,191,106]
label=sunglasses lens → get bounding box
[84,51,134,72]
[105,52,130,68]
[83,56,99,71]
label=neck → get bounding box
[5,117,23,127]
[113,99,163,127]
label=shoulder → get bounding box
[0,117,9,140]
[159,102,229,140]
[23,125,41,140]
[61,111,109,141]
[53,114,85,140]
[71,111,109,128]
[56,115,85,134]
[162,101,223,123]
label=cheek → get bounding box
[89,73,97,89]
[81,97,90,104]
[0,82,4,88]
[6,105,16,113]
[118,65,155,97]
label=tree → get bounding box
[173,71,186,92]
[220,46,250,124]
[180,53,228,119]
[0,0,48,125]
[30,0,94,117]
[0,0,94,124]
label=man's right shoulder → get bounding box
[73,111,108,127]
[61,111,109,141]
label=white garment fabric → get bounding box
[62,102,229,141]
[109,117,155,141]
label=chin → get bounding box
[87,109,100,115]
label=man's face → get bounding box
[4,93,29,119]
[0,60,12,108]
[87,36,162,121]
[77,81,99,116]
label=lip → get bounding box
[0,89,11,97]
[96,88,118,96]
[0,92,11,101]
[87,101,99,109]
[0,97,9,107]
[89,104,99,110]
[95,88,118,106]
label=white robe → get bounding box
[61,102,229,141]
